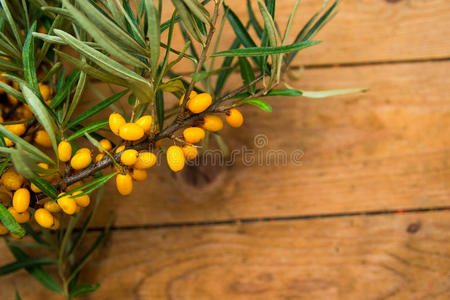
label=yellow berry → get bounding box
[182,145,198,160]
[131,169,147,181]
[57,194,77,215]
[71,191,90,208]
[58,141,72,162]
[202,115,224,132]
[98,139,112,153]
[183,127,205,144]
[12,188,30,213]
[34,208,54,228]
[30,183,41,193]
[116,173,133,196]
[109,113,126,135]
[115,145,125,154]
[34,130,52,147]
[75,148,91,155]
[0,222,8,235]
[70,152,92,170]
[1,170,24,190]
[187,93,212,114]
[225,108,244,128]
[167,145,185,172]
[119,123,144,141]
[95,153,104,163]
[44,200,61,213]
[179,91,198,106]
[4,124,26,136]
[121,149,138,166]
[50,217,60,230]
[4,138,14,147]
[136,115,152,133]
[38,83,52,101]
[134,152,157,169]
[8,207,30,223]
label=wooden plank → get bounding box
[80,60,450,226]
[162,0,450,73]
[0,212,448,299]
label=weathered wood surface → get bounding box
[165,0,450,73]
[84,60,450,227]
[1,212,449,299]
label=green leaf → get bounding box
[74,0,145,55]
[55,50,128,87]
[66,90,128,128]
[159,79,184,93]
[0,0,22,47]
[22,22,39,91]
[212,41,321,57]
[0,258,57,276]
[0,203,25,237]
[238,57,256,94]
[145,0,160,77]
[215,38,240,96]
[282,0,301,45]
[7,245,63,294]
[267,89,303,96]
[53,29,152,100]
[171,0,204,45]
[300,88,368,98]
[156,90,164,131]
[62,0,146,68]
[247,0,262,37]
[183,0,211,25]
[0,81,25,102]
[10,148,39,179]
[62,172,117,197]
[15,289,21,300]
[50,69,81,109]
[20,84,58,153]
[29,178,58,199]
[64,71,87,126]
[0,126,54,166]
[70,283,101,298]
[67,120,108,142]
[239,99,272,112]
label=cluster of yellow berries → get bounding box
[0,168,90,237]
[0,85,245,236]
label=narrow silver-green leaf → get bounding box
[67,120,108,142]
[63,0,146,68]
[145,0,160,77]
[20,84,58,154]
[183,0,211,25]
[0,203,25,237]
[54,50,128,87]
[22,22,39,91]
[0,0,22,47]
[212,41,321,57]
[238,57,256,94]
[239,99,272,112]
[300,88,368,98]
[53,29,149,86]
[171,0,204,44]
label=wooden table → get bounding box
[1,0,449,299]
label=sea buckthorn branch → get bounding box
[34,73,266,201]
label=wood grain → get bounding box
[83,60,450,226]
[163,0,450,73]
[1,211,448,299]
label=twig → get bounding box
[176,0,222,122]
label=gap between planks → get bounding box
[85,206,450,233]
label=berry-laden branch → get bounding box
[46,74,265,195]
